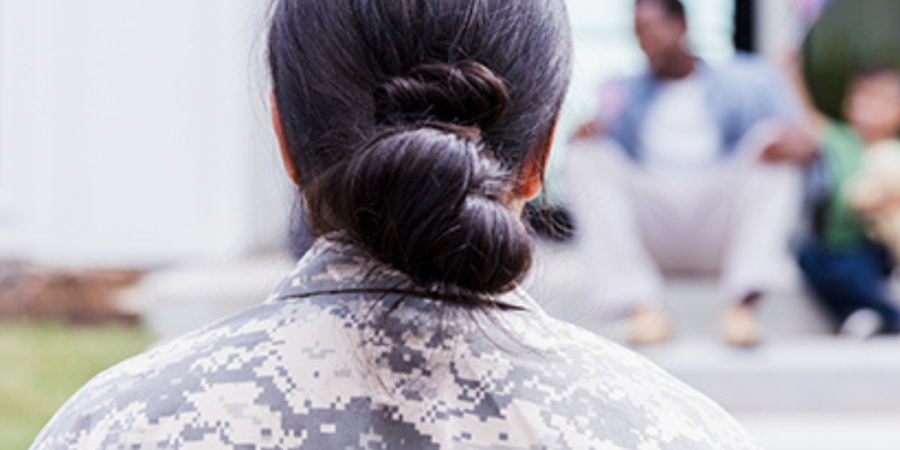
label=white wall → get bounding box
[756,0,804,58]
[0,1,292,268]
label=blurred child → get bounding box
[797,67,900,336]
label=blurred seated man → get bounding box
[570,0,813,346]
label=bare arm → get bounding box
[759,54,823,164]
[782,52,828,137]
[570,81,628,143]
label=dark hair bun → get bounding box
[270,0,574,303]
[305,61,534,299]
[336,126,532,296]
[374,61,510,133]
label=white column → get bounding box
[0,0,291,267]
[756,0,804,59]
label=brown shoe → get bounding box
[721,303,761,347]
[629,307,672,346]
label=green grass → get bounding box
[0,321,154,450]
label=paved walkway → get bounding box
[739,413,900,450]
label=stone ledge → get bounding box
[644,339,900,412]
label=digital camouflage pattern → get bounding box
[32,238,760,450]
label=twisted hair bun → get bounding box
[308,61,533,297]
[374,61,510,133]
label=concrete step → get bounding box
[527,241,900,414]
[526,240,835,341]
[640,338,900,413]
[738,412,900,450]
[140,240,835,341]
[139,256,294,341]
[138,241,900,415]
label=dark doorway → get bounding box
[734,0,756,52]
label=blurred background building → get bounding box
[3,1,900,449]
[0,0,800,269]
[0,1,288,269]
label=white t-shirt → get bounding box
[640,73,722,169]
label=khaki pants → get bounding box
[565,134,802,317]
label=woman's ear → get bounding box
[272,92,300,186]
[518,153,547,201]
[516,121,558,201]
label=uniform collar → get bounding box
[270,235,541,313]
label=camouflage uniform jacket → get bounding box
[31,237,760,450]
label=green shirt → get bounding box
[819,121,868,249]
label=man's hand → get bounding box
[573,120,603,141]
[760,126,818,164]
